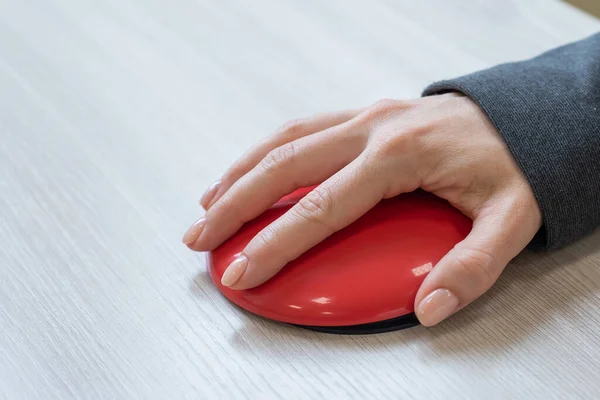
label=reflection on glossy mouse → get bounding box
[207,187,472,334]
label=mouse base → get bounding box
[292,313,420,335]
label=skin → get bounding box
[183,93,542,327]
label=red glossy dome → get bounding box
[208,187,472,328]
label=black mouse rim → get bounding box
[292,312,420,335]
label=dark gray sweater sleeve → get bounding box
[422,32,600,250]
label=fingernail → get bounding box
[221,255,249,287]
[200,180,221,210]
[416,288,459,327]
[182,217,206,245]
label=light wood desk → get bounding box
[1,1,599,398]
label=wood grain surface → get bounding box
[1,0,599,399]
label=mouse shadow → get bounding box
[190,230,600,357]
[190,267,214,297]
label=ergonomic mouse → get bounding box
[207,187,471,334]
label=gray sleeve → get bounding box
[422,32,600,250]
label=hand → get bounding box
[183,94,542,327]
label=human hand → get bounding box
[183,93,542,326]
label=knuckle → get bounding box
[298,187,332,215]
[358,99,399,123]
[362,98,411,120]
[369,120,433,159]
[294,187,336,233]
[254,224,277,248]
[260,142,297,173]
[371,98,401,113]
[453,247,498,287]
[369,130,414,159]
[275,118,306,138]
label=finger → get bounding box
[220,154,392,290]
[188,121,367,252]
[414,193,541,326]
[200,108,364,210]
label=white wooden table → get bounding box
[1,1,600,398]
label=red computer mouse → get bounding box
[207,187,472,334]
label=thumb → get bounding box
[414,196,541,327]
